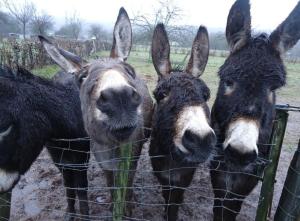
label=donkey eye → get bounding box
[224,80,234,88]
[0,124,12,136]
[78,76,87,84]
[224,80,235,95]
[77,69,89,85]
[156,92,169,103]
[267,89,275,103]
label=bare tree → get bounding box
[88,24,105,40]
[88,23,110,51]
[55,11,82,40]
[0,11,21,35]
[2,0,36,39]
[30,11,53,35]
[132,0,182,44]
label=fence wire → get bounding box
[6,133,279,221]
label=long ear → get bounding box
[186,26,209,78]
[151,23,171,79]
[110,7,132,61]
[270,1,300,53]
[39,35,86,73]
[226,0,251,53]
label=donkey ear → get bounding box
[39,35,86,74]
[151,23,171,79]
[186,26,209,78]
[270,2,300,54]
[226,0,251,53]
[110,7,132,61]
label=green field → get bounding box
[33,50,300,148]
[33,50,300,100]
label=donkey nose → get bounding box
[97,87,141,115]
[224,145,257,166]
[182,130,215,156]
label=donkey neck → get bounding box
[19,77,86,139]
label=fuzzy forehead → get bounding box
[155,72,210,101]
[88,58,136,80]
[219,36,286,86]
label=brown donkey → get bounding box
[40,8,153,216]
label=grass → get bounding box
[32,65,60,78]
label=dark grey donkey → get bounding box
[149,24,216,221]
[40,7,153,216]
[210,0,300,220]
[0,66,90,220]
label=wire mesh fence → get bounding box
[8,140,268,221]
[2,105,298,221]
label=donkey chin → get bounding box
[110,124,138,142]
[0,169,20,193]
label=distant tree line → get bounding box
[0,0,111,45]
[0,0,299,57]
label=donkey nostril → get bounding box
[97,89,115,115]
[100,90,111,103]
[182,130,202,150]
[131,89,141,105]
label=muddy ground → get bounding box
[9,102,300,221]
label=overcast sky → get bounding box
[16,0,300,31]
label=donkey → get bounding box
[0,66,90,220]
[40,7,153,215]
[210,0,300,220]
[149,24,216,221]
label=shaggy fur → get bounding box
[0,66,90,220]
[150,24,215,221]
[210,0,300,220]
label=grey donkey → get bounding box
[39,7,153,216]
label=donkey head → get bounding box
[151,24,216,164]
[40,8,143,142]
[212,0,300,167]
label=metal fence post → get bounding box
[255,109,289,221]
[113,143,133,221]
[274,139,300,221]
[0,192,11,220]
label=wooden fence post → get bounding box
[255,109,289,221]
[0,192,11,220]
[274,139,300,221]
[113,143,133,221]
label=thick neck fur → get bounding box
[0,69,86,140]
